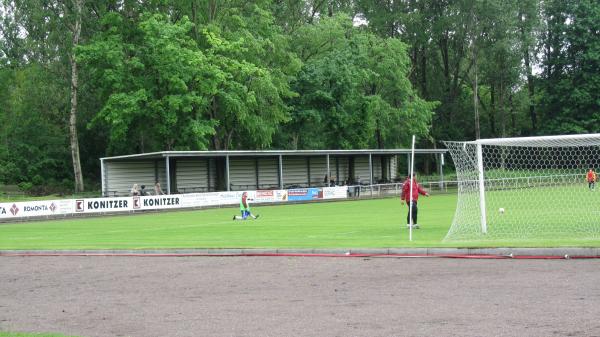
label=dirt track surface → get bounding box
[1,256,600,337]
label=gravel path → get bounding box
[1,256,600,337]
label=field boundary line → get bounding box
[2,247,600,259]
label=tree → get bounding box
[356,0,476,142]
[0,65,71,188]
[81,1,301,152]
[79,13,214,152]
[1,0,99,191]
[283,14,435,150]
[69,0,84,191]
[190,1,301,150]
[517,0,541,132]
[538,0,600,134]
[475,0,521,138]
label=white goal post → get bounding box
[444,134,600,241]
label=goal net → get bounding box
[444,134,600,241]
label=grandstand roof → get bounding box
[101,149,447,161]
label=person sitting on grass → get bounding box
[233,191,259,220]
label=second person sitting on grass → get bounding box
[233,191,260,220]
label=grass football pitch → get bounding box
[1,193,600,250]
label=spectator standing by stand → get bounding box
[130,184,140,196]
[154,182,165,195]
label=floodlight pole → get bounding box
[476,143,487,234]
[409,135,416,242]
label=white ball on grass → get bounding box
[499,208,505,214]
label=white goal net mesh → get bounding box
[444,134,600,241]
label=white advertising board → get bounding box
[0,187,348,221]
[322,186,348,199]
[0,199,72,219]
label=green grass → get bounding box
[1,193,600,249]
[448,182,600,242]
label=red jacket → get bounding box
[401,178,428,202]
[587,170,596,183]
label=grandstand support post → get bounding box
[476,144,487,234]
[438,153,444,190]
[226,155,230,191]
[278,155,283,189]
[165,156,171,194]
[206,158,211,191]
[255,158,260,189]
[407,154,411,177]
[326,154,330,186]
[369,153,373,197]
[100,158,105,197]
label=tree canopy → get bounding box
[0,0,599,192]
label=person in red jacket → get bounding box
[401,173,429,229]
[587,168,596,191]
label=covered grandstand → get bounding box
[100,149,447,196]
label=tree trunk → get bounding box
[524,46,536,131]
[509,93,516,131]
[490,84,496,136]
[420,46,427,98]
[208,0,217,22]
[212,136,222,150]
[69,0,84,192]
[375,126,384,149]
[191,0,199,41]
[225,130,234,150]
[499,78,506,137]
[473,48,480,140]
[210,97,222,150]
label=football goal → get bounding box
[444,134,600,241]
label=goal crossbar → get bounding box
[446,133,600,148]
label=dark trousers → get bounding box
[406,201,418,224]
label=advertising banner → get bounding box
[1,187,347,221]
[322,186,348,200]
[76,197,133,213]
[254,190,275,203]
[253,190,288,203]
[135,196,183,210]
[0,199,72,219]
[287,188,323,201]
